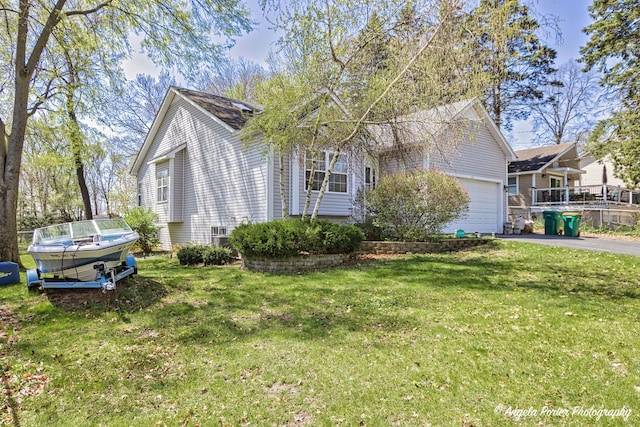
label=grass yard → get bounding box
[1,240,639,426]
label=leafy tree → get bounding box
[124,207,160,254]
[0,0,252,264]
[250,0,476,220]
[363,170,470,241]
[581,0,640,187]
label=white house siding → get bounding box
[271,151,289,220]
[579,155,627,188]
[170,149,184,223]
[139,97,268,250]
[427,119,507,233]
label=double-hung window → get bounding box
[305,151,348,193]
[507,176,518,195]
[156,161,169,203]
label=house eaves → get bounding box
[131,87,256,175]
[508,142,576,175]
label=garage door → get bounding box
[442,178,500,234]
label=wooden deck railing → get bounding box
[533,185,640,207]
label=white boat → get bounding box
[28,218,140,282]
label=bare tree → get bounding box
[530,60,614,145]
[195,57,267,101]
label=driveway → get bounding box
[499,233,640,257]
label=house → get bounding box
[508,142,583,218]
[371,99,516,234]
[131,87,515,250]
[579,154,633,189]
[508,143,640,226]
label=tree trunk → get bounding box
[75,157,93,219]
[311,149,341,220]
[0,74,31,265]
[301,151,317,220]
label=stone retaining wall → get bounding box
[361,238,492,255]
[242,239,493,272]
[242,253,350,273]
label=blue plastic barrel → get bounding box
[0,262,20,286]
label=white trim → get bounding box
[147,143,187,165]
[168,157,176,221]
[507,176,519,195]
[291,152,300,215]
[266,149,274,221]
[448,172,503,184]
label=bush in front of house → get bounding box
[176,244,233,266]
[202,246,233,265]
[361,170,470,241]
[230,219,364,258]
[176,245,205,265]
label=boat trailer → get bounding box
[26,255,137,291]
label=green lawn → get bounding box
[2,241,639,426]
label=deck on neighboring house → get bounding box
[532,184,640,209]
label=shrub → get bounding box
[322,222,364,254]
[176,245,205,265]
[362,170,470,241]
[124,207,160,254]
[230,219,364,258]
[202,246,233,265]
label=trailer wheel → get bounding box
[26,269,41,290]
[125,254,137,275]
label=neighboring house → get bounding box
[508,142,583,218]
[579,154,633,189]
[508,143,640,226]
[131,87,515,250]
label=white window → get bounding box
[137,182,143,206]
[507,176,518,195]
[305,151,348,193]
[156,162,169,203]
[211,226,227,242]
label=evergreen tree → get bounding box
[581,0,640,187]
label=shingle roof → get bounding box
[509,142,575,173]
[173,87,257,131]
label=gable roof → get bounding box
[173,87,257,131]
[509,142,576,174]
[131,87,256,174]
[370,98,516,160]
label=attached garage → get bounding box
[442,178,502,234]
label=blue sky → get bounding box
[228,0,594,67]
[228,0,595,148]
[123,0,596,148]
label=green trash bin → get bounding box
[543,211,562,235]
[562,212,582,237]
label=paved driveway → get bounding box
[499,234,640,257]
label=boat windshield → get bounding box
[94,218,133,236]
